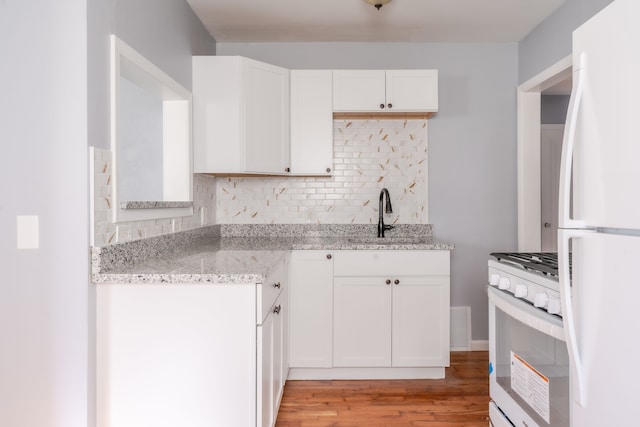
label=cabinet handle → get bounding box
[326,167,331,173]
[273,282,281,289]
[326,254,332,260]
[273,305,281,315]
[285,167,291,173]
[394,279,400,285]
[379,103,385,109]
[385,279,391,285]
[387,103,393,109]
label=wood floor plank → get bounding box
[276,351,489,427]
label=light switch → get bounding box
[17,215,39,249]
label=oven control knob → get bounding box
[489,273,500,286]
[534,293,549,308]
[547,298,562,315]
[498,277,511,290]
[514,284,528,298]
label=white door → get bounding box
[290,70,333,175]
[385,70,438,112]
[391,276,449,367]
[540,124,564,251]
[272,297,284,416]
[332,70,386,112]
[333,276,391,367]
[570,0,640,229]
[289,251,334,368]
[258,313,274,427]
[244,59,290,174]
[569,231,640,427]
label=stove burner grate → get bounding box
[490,252,569,278]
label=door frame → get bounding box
[517,55,572,251]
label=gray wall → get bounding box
[88,0,216,151]
[0,1,214,427]
[218,42,519,341]
[519,0,613,83]
[542,95,570,124]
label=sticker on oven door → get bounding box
[510,351,550,423]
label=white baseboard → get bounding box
[471,340,489,351]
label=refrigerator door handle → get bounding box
[558,228,591,407]
[559,53,587,229]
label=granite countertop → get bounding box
[92,225,453,285]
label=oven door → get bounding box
[488,287,570,427]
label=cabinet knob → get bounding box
[387,103,393,109]
[379,103,385,109]
[285,167,291,173]
[273,282,281,289]
[326,167,331,173]
[394,279,400,285]
[385,279,391,285]
[326,254,332,260]
[273,305,281,315]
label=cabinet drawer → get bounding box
[257,254,288,325]
[334,250,449,277]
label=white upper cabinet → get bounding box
[290,70,334,175]
[192,56,290,175]
[332,69,438,113]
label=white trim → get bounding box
[110,35,194,223]
[517,55,572,251]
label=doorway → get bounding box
[517,56,572,251]
[540,124,564,251]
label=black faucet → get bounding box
[378,188,394,238]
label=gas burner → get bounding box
[490,252,569,279]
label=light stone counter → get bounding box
[92,225,453,284]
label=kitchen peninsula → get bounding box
[94,224,452,427]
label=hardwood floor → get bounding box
[276,351,489,427]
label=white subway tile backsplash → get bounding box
[216,119,428,225]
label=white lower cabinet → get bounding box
[289,250,334,368]
[97,256,289,427]
[289,249,450,380]
[333,275,449,368]
[258,290,286,427]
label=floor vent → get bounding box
[450,306,472,351]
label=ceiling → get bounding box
[186,0,566,43]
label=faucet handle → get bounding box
[384,224,394,231]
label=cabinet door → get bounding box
[289,251,334,368]
[333,276,392,367]
[192,56,243,173]
[244,59,290,174]
[257,312,274,427]
[385,70,438,112]
[332,70,386,112]
[272,294,285,414]
[290,70,334,175]
[392,276,450,367]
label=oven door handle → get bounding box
[487,287,564,341]
[559,228,591,407]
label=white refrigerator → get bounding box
[558,0,640,425]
